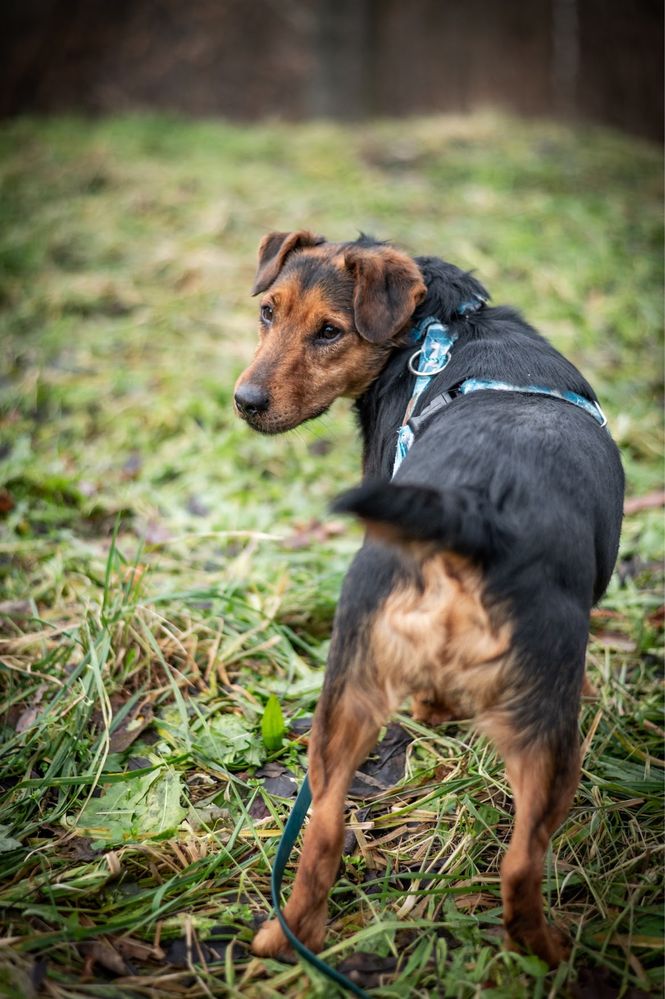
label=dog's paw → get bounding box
[252,912,327,961]
[252,919,293,960]
[411,694,455,727]
[505,922,571,968]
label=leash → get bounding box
[268,295,606,995]
[270,774,370,998]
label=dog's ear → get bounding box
[345,247,426,344]
[252,230,326,295]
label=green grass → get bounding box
[0,112,662,998]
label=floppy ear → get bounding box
[251,229,326,295]
[345,247,427,344]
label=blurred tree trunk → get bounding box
[309,0,377,119]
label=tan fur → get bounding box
[235,274,391,433]
[371,553,512,722]
[497,742,579,965]
[235,239,426,434]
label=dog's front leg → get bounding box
[252,684,386,959]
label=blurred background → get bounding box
[1,0,663,140]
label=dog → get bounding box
[234,231,624,967]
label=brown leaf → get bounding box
[349,723,412,797]
[121,452,143,480]
[0,488,14,514]
[646,604,664,630]
[590,608,623,620]
[16,684,47,734]
[109,702,154,753]
[337,951,398,989]
[115,936,165,964]
[80,941,130,978]
[591,631,637,652]
[624,490,665,515]
[0,599,32,618]
[143,519,172,545]
[283,518,346,549]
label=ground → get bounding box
[0,113,662,998]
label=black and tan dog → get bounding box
[234,231,624,967]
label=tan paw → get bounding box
[252,918,293,960]
[505,922,571,968]
[252,910,327,960]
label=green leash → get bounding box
[271,773,370,998]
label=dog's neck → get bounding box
[353,255,599,481]
[354,259,488,479]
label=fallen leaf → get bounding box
[186,495,210,517]
[337,951,398,989]
[80,940,130,978]
[262,775,298,798]
[0,599,32,618]
[121,452,143,480]
[255,763,299,799]
[349,723,412,797]
[591,631,637,652]
[0,488,14,514]
[283,518,346,549]
[165,931,230,968]
[16,684,47,734]
[115,936,165,964]
[0,824,22,852]
[248,797,270,821]
[73,768,187,848]
[109,703,154,753]
[624,491,665,515]
[143,519,172,545]
[288,716,312,737]
[646,605,664,629]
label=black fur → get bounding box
[330,247,624,747]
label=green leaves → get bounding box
[194,713,263,768]
[0,825,22,853]
[156,706,264,769]
[261,695,285,752]
[73,768,187,849]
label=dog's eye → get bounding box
[317,323,342,343]
[260,303,274,324]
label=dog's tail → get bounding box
[331,481,510,563]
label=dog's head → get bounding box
[234,231,426,433]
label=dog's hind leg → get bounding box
[494,722,580,967]
[252,679,389,959]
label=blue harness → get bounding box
[268,300,608,997]
[393,304,607,475]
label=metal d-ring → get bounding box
[595,403,608,429]
[408,348,452,377]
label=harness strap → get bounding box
[458,378,607,426]
[407,379,607,441]
[394,310,608,474]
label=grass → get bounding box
[0,112,662,998]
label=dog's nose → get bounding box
[234,382,270,417]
